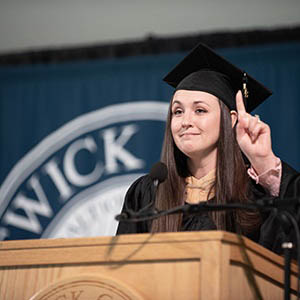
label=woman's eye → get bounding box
[196,108,206,114]
[173,109,182,115]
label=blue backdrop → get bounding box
[0,41,299,241]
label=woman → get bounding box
[117,43,300,256]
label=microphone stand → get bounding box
[116,200,300,300]
[277,210,300,300]
[276,211,293,300]
[282,240,293,300]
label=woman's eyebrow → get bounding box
[172,100,210,106]
[172,100,181,106]
[193,100,210,106]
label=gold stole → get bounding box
[184,169,216,204]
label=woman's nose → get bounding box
[182,112,193,128]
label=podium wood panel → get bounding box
[0,231,298,299]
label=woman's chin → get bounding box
[181,148,200,158]
[181,147,218,161]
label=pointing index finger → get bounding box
[236,90,246,114]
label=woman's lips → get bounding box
[180,132,200,137]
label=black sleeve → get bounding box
[258,161,300,256]
[279,161,300,198]
[116,175,154,235]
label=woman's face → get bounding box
[171,90,221,162]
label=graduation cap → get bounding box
[163,43,272,112]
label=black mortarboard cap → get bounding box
[163,43,272,112]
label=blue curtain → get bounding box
[0,41,299,241]
[219,42,300,169]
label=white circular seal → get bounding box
[0,101,168,240]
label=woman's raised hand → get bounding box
[235,90,276,174]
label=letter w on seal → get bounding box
[3,175,53,234]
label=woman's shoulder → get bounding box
[280,160,300,197]
[126,174,153,193]
[124,174,154,210]
[117,175,154,235]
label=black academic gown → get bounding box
[117,161,300,257]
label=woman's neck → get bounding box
[187,150,217,179]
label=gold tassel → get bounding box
[242,72,249,99]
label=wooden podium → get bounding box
[0,231,298,300]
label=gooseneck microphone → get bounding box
[149,161,168,187]
[115,162,168,221]
[138,161,168,213]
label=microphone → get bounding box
[116,162,168,221]
[149,161,168,187]
[137,161,168,215]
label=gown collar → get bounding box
[185,168,216,204]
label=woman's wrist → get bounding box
[247,156,282,196]
[249,152,278,176]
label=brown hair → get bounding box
[151,97,261,234]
